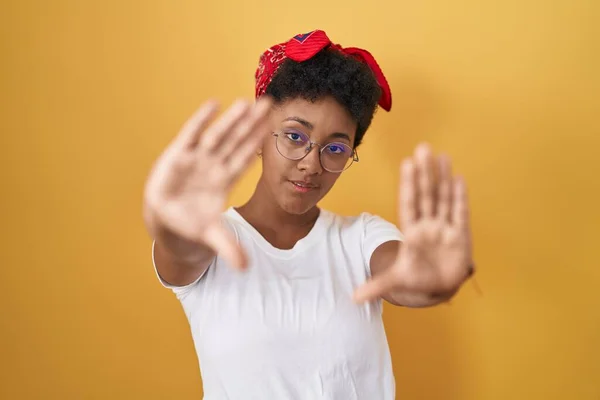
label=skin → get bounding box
[236,96,357,250]
[144,96,474,307]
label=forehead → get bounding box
[272,97,357,139]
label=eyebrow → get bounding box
[283,116,313,130]
[282,116,352,143]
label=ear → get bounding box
[257,121,275,158]
[256,138,266,158]
[256,99,277,158]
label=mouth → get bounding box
[289,180,319,193]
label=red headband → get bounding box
[255,30,392,112]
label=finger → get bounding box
[415,143,436,218]
[436,154,453,222]
[198,99,251,153]
[173,100,220,150]
[353,272,397,304]
[227,99,274,176]
[218,96,274,160]
[400,159,417,227]
[202,222,248,270]
[452,176,470,229]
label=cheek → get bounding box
[319,173,341,193]
[261,148,292,181]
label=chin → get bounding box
[278,197,318,215]
[277,188,323,216]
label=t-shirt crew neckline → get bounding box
[225,207,329,260]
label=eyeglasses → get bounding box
[272,131,359,173]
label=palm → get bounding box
[353,144,474,302]
[395,143,473,293]
[144,98,273,268]
[399,218,471,293]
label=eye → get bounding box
[284,132,306,143]
[326,143,349,155]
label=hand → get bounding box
[143,97,273,270]
[354,143,474,303]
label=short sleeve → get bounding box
[361,213,404,269]
[150,213,237,301]
[151,240,213,300]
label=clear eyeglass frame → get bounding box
[271,132,359,173]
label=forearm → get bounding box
[144,203,215,285]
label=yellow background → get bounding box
[2,0,599,399]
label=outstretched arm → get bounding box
[354,143,474,307]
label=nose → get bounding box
[296,145,323,175]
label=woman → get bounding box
[143,30,474,400]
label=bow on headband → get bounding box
[255,30,392,111]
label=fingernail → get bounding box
[352,292,365,304]
[416,142,431,156]
[401,159,413,175]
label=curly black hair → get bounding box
[265,48,382,148]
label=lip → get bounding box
[289,180,319,193]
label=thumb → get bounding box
[202,222,248,270]
[353,270,397,304]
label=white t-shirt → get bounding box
[153,207,403,400]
